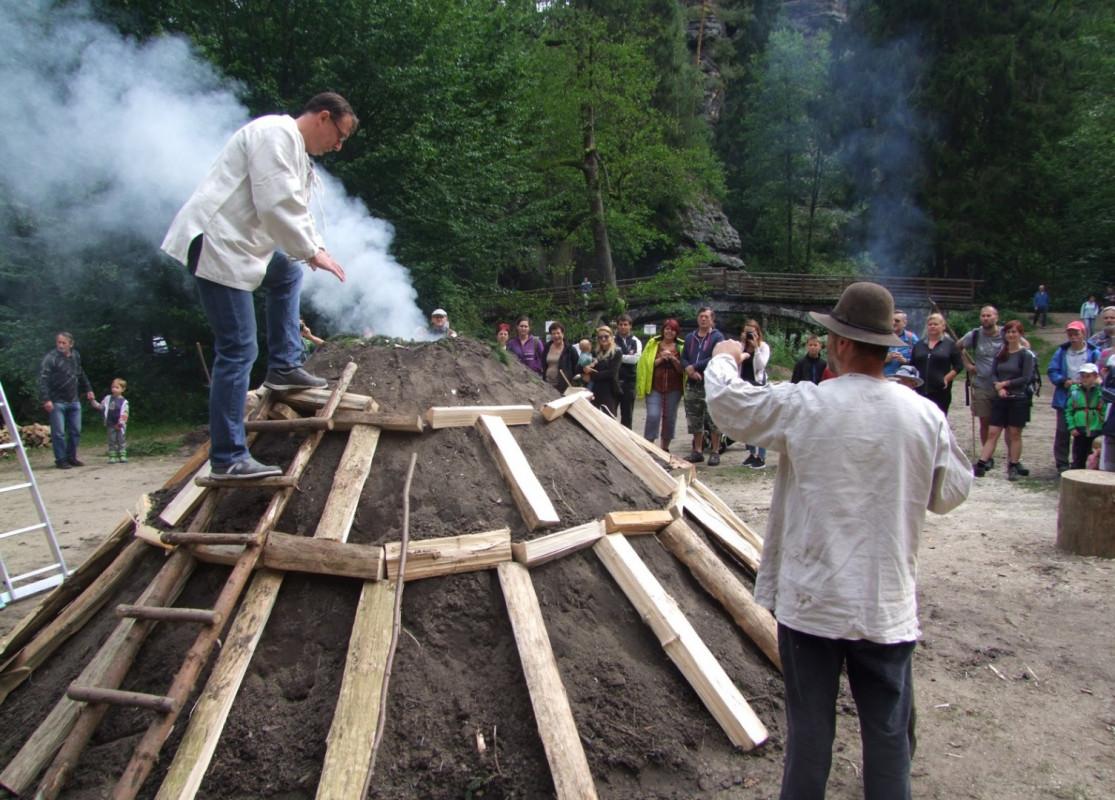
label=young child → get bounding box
[93,378,130,463]
[577,338,595,389]
[790,334,827,384]
[1086,437,1102,470]
[1066,363,1105,469]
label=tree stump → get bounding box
[1057,469,1115,557]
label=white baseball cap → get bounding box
[431,308,448,317]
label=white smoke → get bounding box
[0,0,425,338]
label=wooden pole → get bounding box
[657,520,780,670]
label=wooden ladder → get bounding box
[34,364,358,800]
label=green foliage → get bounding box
[626,245,714,314]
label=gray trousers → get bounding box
[108,427,126,455]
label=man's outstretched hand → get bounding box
[309,249,346,282]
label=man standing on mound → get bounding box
[705,282,972,799]
[162,93,357,480]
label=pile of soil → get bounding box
[0,338,783,799]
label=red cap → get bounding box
[1066,320,1086,333]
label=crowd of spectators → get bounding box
[485,296,1115,475]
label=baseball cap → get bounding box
[889,364,924,387]
[431,308,448,317]
[1065,320,1086,333]
[1077,362,1099,375]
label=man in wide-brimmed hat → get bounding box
[705,282,972,799]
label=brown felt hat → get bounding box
[809,282,906,347]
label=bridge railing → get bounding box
[514,269,981,308]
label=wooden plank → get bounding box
[267,402,300,421]
[510,521,605,568]
[315,424,381,543]
[425,405,534,429]
[593,534,768,750]
[154,403,381,800]
[656,520,780,670]
[384,529,512,582]
[278,387,380,414]
[262,532,384,581]
[540,390,593,422]
[564,399,675,497]
[604,510,673,535]
[159,462,212,527]
[475,415,559,531]
[690,480,764,552]
[497,563,598,800]
[315,580,396,799]
[684,494,761,574]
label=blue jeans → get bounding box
[195,250,305,468]
[49,401,82,463]
[643,390,681,443]
[778,624,915,800]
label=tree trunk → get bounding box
[784,150,794,269]
[582,102,616,288]
[804,143,823,269]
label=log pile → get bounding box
[0,423,51,450]
[0,373,777,800]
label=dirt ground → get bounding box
[1,325,1113,799]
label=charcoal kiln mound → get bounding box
[0,337,785,799]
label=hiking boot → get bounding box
[707,453,720,466]
[210,457,283,481]
[1012,462,1029,476]
[263,366,328,391]
[986,457,995,470]
[68,457,85,467]
[973,459,990,477]
[55,460,72,470]
[1007,463,1022,482]
[749,457,767,470]
[684,451,704,464]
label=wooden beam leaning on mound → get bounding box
[656,519,780,671]
[562,398,677,497]
[498,563,599,800]
[475,414,560,530]
[594,533,769,750]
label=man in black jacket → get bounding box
[38,331,95,469]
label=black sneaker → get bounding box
[684,451,704,464]
[749,457,767,470]
[1007,463,1021,482]
[987,457,995,470]
[1012,462,1030,477]
[55,460,72,470]
[742,454,758,467]
[210,457,283,481]
[973,459,989,478]
[707,453,720,466]
[263,367,328,391]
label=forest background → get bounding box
[0,0,1112,426]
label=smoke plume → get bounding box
[0,0,425,337]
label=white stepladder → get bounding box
[0,379,69,608]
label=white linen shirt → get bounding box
[161,115,324,291]
[705,354,972,643]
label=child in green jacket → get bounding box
[1067,363,1106,469]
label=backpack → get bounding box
[969,327,1041,397]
